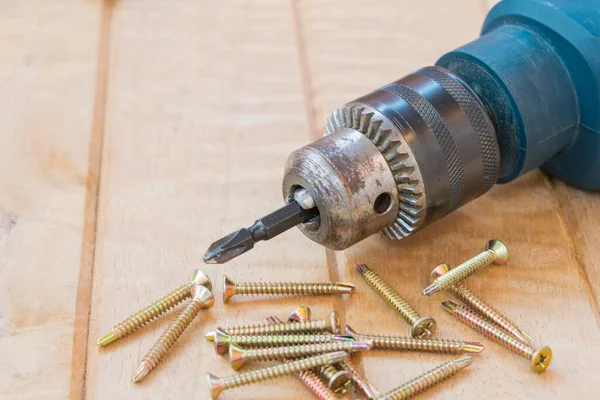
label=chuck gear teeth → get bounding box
[325,104,426,239]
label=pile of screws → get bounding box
[96,239,552,398]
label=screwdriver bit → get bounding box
[203,200,318,264]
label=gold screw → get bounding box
[206,351,349,399]
[377,356,473,399]
[228,340,372,370]
[212,327,351,354]
[97,269,212,346]
[223,275,355,302]
[431,263,532,344]
[344,325,484,354]
[132,284,214,383]
[356,264,436,339]
[423,240,508,296]
[442,301,552,373]
[212,310,340,354]
[267,314,340,400]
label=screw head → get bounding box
[222,275,236,303]
[329,311,341,333]
[530,346,552,373]
[206,373,224,400]
[430,263,451,283]
[327,370,353,393]
[190,269,213,291]
[192,285,215,308]
[213,327,230,355]
[487,239,508,265]
[344,325,358,338]
[410,316,436,339]
[288,306,311,323]
[229,343,247,370]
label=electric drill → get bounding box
[203,0,600,264]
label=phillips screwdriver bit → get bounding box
[202,200,319,264]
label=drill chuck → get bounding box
[283,67,500,250]
[204,0,599,263]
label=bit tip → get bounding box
[442,300,458,313]
[97,331,118,347]
[203,229,254,264]
[132,363,151,383]
[422,283,440,296]
[462,341,485,354]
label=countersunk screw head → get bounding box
[213,327,230,355]
[229,343,247,371]
[206,373,224,400]
[288,306,311,323]
[191,269,213,291]
[329,311,341,334]
[531,346,552,373]
[223,275,236,303]
[193,284,215,308]
[487,239,508,265]
[411,316,437,339]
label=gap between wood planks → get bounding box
[70,1,116,398]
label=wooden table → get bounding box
[1,1,599,399]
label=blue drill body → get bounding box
[438,0,600,189]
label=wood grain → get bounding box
[0,1,101,398]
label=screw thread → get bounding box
[354,333,473,354]
[244,341,367,362]
[429,250,495,293]
[378,357,472,400]
[224,319,328,336]
[296,369,339,400]
[235,281,353,296]
[446,302,534,359]
[217,351,348,391]
[451,283,531,344]
[356,264,420,324]
[107,282,192,342]
[138,297,203,371]
[229,333,337,347]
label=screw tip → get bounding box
[423,284,440,296]
[350,341,373,351]
[344,325,358,338]
[454,356,473,370]
[97,331,118,347]
[205,331,216,341]
[132,362,151,383]
[462,341,485,354]
[512,329,534,346]
[441,300,458,313]
[355,264,370,274]
[336,282,356,293]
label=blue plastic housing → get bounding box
[437,0,600,189]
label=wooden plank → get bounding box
[296,0,600,399]
[552,181,600,312]
[0,1,102,399]
[85,1,335,399]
